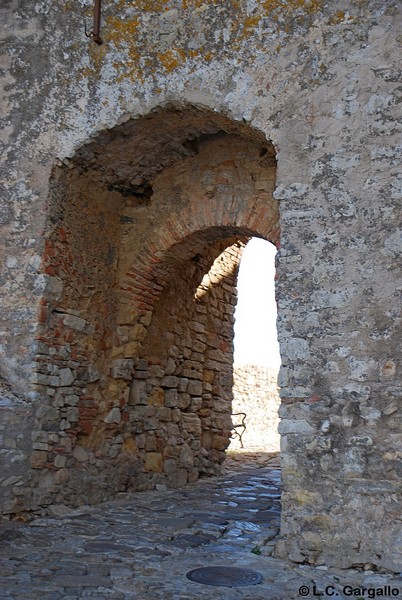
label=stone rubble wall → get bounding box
[126,239,243,491]
[230,366,280,452]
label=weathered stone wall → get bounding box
[1,0,401,571]
[230,366,280,452]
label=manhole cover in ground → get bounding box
[186,566,263,587]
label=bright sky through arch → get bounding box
[233,238,280,369]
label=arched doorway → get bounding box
[33,105,279,504]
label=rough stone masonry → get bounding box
[0,0,401,572]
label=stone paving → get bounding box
[1,452,401,600]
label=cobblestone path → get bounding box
[1,453,400,599]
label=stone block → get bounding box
[134,405,155,419]
[145,436,156,451]
[188,397,202,412]
[72,446,88,462]
[165,389,178,407]
[144,417,159,430]
[171,409,181,422]
[139,311,152,327]
[211,434,229,451]
[144,452,163,473]
[132,323,147,342]
[182,414,202,435]
[31,430,49,442]
[147,387,165,406]
[188,380,203,395]
[201,431,212,451]
[59,368,74,387]
[103,407,121,424]
[45,276,63,301]
[54,454,67,468]
[65,394,79,406]
[203,369,215,384]
[55,468,69,484]
[163,445,179,459]
[31,373,53,386]
[167,423,180,436]
[158,407,171,421]
[176,469,188,487]
[190,321,205,333]
[31,450,48,468]
[121,342,142,358]
[178,378,189,392]
[183,368,202,379]
[135,434,146,449]
[149,365,165,378]
[162,376,179,388]
[66,407,79,422]
[116,303,138,325]
[111,359,134,380]
[178,393,191,409]
[87,366,101,383]
[192,340,207,353]
[122,436,137,453]
[32,442,49,451]
[163,458,178,475]
[129,379,147,405]
[62,313,88,332]
[165,357,176,375]
[179,443,194,468]
[278,420,315,435]
[207,349,227,363]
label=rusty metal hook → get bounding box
[84,0,103,45]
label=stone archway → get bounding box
[30,106,279,507]
[1,0,400,573]
[3,100,400,572]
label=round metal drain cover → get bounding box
[186,566,263,587]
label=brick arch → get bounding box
[121,223,279,314]
[117,127,279,318]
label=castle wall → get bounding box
[1,0,401,570]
